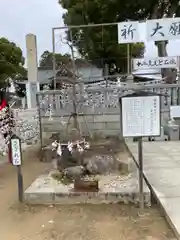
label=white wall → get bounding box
[76,66,103,82]
[38,66,103,84]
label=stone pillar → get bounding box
[26,34,39,108]
[21,97,26,109]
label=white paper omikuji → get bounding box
[67,142,73,152]
[0,83,168,155]
[56,144,62,156]
[0,106,40,155]
[77,143,84,152]
[52,140,58,148]
[53,139,90,156]
[84,142,90,149]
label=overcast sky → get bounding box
[0,0,180,64]
[0,0,68,61]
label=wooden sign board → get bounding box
[121,95,160,137]
[132,56,178,71]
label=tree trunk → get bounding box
[155,40,177,83]
[152,3,178,83]
[155,41,177,83]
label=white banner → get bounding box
[118,21,140,43]
[132,56,179,70]
[146,18,180,41]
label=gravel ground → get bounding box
[0,144,176,240]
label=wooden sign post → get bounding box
[10,134,24,202]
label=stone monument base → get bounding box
[25,170,151,206]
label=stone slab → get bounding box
[153,185,180,198]
[25,162,151,205]
[126,140,180,240]
[158,197,180,238]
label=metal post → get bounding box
[127,44,130,75]
[17,165,23,202]
[119,99,123,141]
[177,57,180,105]
[138,137,144,211]
[52,28,56,90]
[52,22,119,30]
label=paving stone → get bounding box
[126,139,180,239]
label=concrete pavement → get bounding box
[126,140,180,239]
